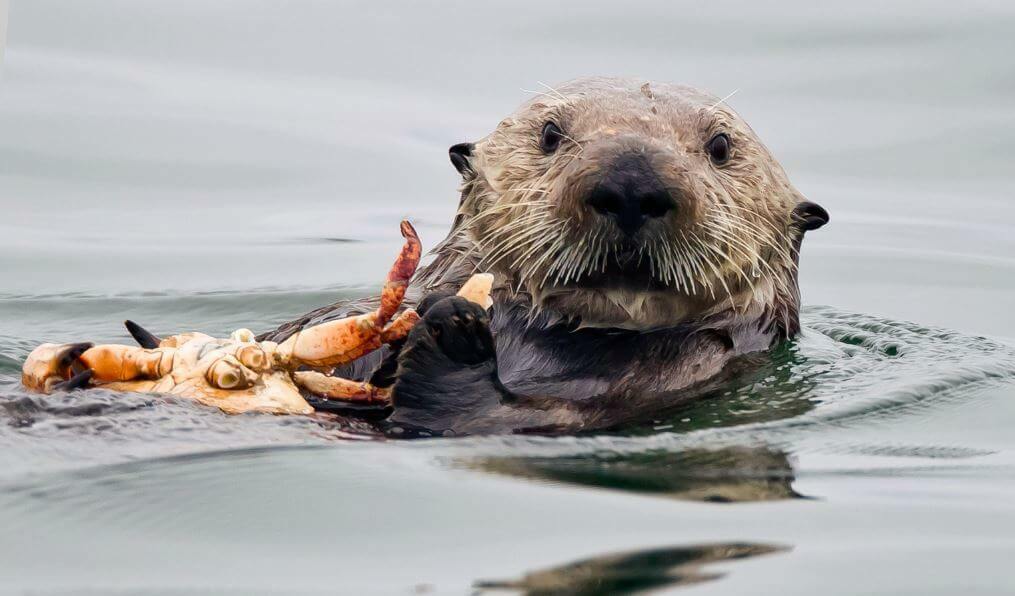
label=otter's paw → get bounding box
[365,288,463,389]
[420,295,496,366]
[387,296,506,435]
[395,295,496,376]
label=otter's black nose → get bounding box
[586,153,675,236]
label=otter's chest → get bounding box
[488,309,730,400]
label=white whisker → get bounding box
[708,88,740,112]
[537,80,568,101]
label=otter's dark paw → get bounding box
[366,290,478,389]
[387,296,507,435]
[421,296,496,366]
[415,288,457,317]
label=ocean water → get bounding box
[2,1,1015,594]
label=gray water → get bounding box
[2,1,1015,594]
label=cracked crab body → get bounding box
[20,222,492,416]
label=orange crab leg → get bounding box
[282,308,420,370]
[77,345,175,383]
[292,371,391,403]
[279,221,421,369]
[21,342,175,393]
[380,309,420,343]
[378,220,423,324]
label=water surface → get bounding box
[2,1,1015,594]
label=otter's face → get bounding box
[447,78,826,330]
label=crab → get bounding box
[20,221,494,415]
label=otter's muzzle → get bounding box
[585,152,675,236]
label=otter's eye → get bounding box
[540,122,565,153]
[706,133,731,165]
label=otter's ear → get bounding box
[449,142,475,177]
[793,201,829,232]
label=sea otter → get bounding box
[260,77,828,436]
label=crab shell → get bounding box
[21,220,495,416]
[82,333,317,415]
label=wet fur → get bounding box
[260,77,827,435]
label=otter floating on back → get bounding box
[263,77,829,436]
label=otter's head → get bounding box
[429,77,827,333]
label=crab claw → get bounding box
[54,369,95,391]
[23,340,179,393]
[278,221,422,369]
[124,320,162,349]
[456,273,494,309]
[22,342,94,392]
[380,220,422,323]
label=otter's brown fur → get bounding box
[419,77,817,335]
[262,77,827,435]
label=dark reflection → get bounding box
[475,542,787,595]
[473,446,804,503]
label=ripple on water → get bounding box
[0,303,1013,494]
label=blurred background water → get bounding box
[1,1,1014,594]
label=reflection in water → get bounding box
[475,543,788,595]
[473,446,803,503]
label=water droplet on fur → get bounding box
[751,262,762,278]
